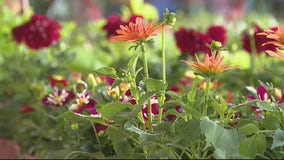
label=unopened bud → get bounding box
[163,8,176,26]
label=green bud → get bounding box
[71,123,79,130]
[163,8,176,26]
[206,40,223,52]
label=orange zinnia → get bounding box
[182,53,239,77]
[259,25,284,48]
[110,17,164,43]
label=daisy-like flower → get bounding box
[259,25,284,61]
[69,90,99,116]
[42,88,75,107]
[48,75,68,88]
[110,17,164,43]
[182,52,239,77]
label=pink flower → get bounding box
[42,88,75,107]
[206,25,227,46]
[241,23,278,54]
[20,105,34,114]
[12,14,61,50]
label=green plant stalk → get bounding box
[249,28,257,76]
[158,24,166,123]
[91,121,102,150]
[140,42,152,132]
[203,76,211,118]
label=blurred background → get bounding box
[2,0,284,25]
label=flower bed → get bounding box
[0,1,283,159]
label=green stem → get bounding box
[140,42,152,132]
[203,77,211,118]
[158,24,166,123]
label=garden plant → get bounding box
[0,0,284,159]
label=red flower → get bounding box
[174,28,211,56]
[48,75,68,88]
[12,14,61,50]
[207,25,227,46]
[102,14,124,38]
[241,23,278,54]
[20,105,34,114]
[128,15,144,23]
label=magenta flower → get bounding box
[69,90,99,116]
[206,25,227,46]
[241,23,278,54]
[246,85,269,120]
[102,14,124,38]
[42,88,75,107]
[142,96,166,121]
[174,28,211,56]
[12,14,61,50]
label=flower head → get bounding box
[69,90,99,116]
[110,17,163,43]
[12,14,61,50]
[241,23,278,54]
[260,25,284,48]
[182,52,239,77]
[206,25,227,46]
[48,75,68,88]
[42,88,75,107]
[102,14,124,38]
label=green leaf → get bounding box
[93,67,117,78]
[182,106,201,120]
[111,79,123,89]
[239,136,257,158]
[144,78,167,91]
[112,138,133,158]
[166,91,183,105]
[56,111,104,123]
[125,122,161,142]
[211,99,224,119]
[174,119,201,145]
[256,101,274,111]
[271,129,284,149]
[127,53,139,75]
[138,91,157,105]
[263,114,280,130]
[98,102,131,119]
[239,123,259,136]
[255,133,266,156]
[200,117,244,159]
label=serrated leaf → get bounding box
[166,90,183,105]
[245,86,257,97]
[138,91,157,105]
[183,106,201,120]
[256,101,273,111]
[111,79,123,89]
[113,138,133,158]
[271,129,284,149]
[144,78,167,91]
[211,99,224,119]
[239,123,259,136]
[174,119,201,145]
[93,67,117,78]
[98,102,131,119]
[56,111,104,123]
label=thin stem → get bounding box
[158,24,166,123]
[203,77,211,118]
[140,42,152,132]
[91,122,102,150]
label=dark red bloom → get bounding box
[20,105,34,114]
[12,14,61,50]
[241,23,278,54]
[48,75,68,88]
[174,28,211,56]
[102,14,124,38]
[128,14,144,23]
[207,25,227,46]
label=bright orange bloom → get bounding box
[182,53,240,77]
[266,50,284,61]
[260,26,284,48]
[110,17,164,43]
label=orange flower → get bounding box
[266,49,284,61]
[182,53,239,77]
[260,26,284,48]
[110,17,164,43]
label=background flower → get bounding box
[12,14,61,50]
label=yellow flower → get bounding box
[182,53,239,77]
[110,17,164,43]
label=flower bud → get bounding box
[163,8,176,26]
